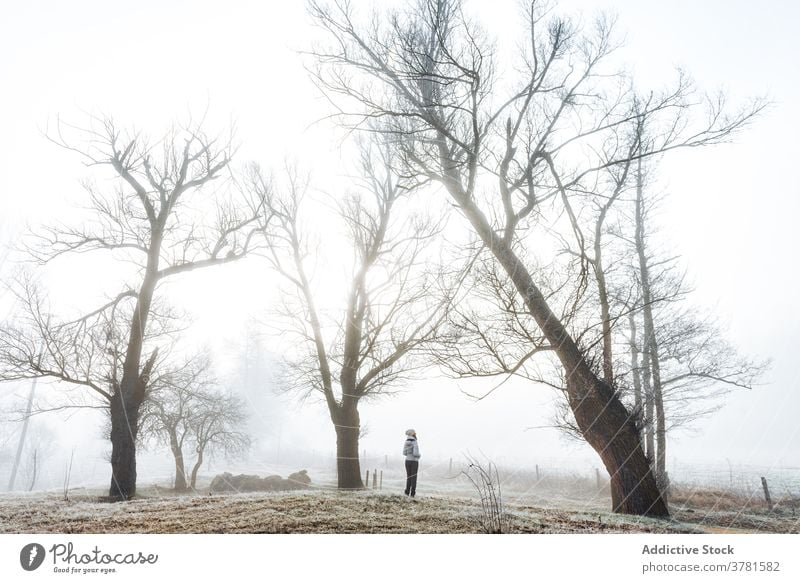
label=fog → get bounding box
[1,0,798,497]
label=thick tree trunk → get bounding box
[109,393,141,500]
[442,175,668,516]
[190,450,204,490]
[107,231,160,500]
[334,403,364,490]
[567,375,665,515]
[491,232,665,515]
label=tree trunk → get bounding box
[594,219,614,385]
[334,403,364,490]
[487,225,665,515]
[641,340,655,462]
[628,312,644,447]
[635,161,668,495]
[169,431,187,491]
[654,376,668,493]
[107,231,161,500]
[109,393,141,500]
[7,377,37,491]
[566,375,666,515]
[641,291,667,492]
[190,449,204,490]
[27,449,38,492]
[441,170,668,516]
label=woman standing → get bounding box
[403,429,421,497]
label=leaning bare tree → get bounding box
[549,123,767,493]
[307,0,763,515]
[256,140,453,489]
[0,114,265,500]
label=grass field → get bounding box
[1,461,797,534]
[0,485,796,534]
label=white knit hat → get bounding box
[405,429,416,436]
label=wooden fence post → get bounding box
[379,471,383,490]
[761,476,773,511]
[372,470,377,490]
[365,470,370,489]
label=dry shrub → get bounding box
[463,456,512,534]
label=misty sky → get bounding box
[1,0,799,486]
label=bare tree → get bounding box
[0,114,266,500]
[256,140,454,489]
[21,425,54,492]
[622,158,768,493]
[140,354,250,491]
[633,157,667,490]
[6,374,38,491]
[306,0,763,515]
[139,355,213,491]
[0,385,57,492]
[187,391,249,490]
[546,115,767,495]
[585,120,648,387]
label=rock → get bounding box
[209,470,312,493]
[263,475,286,491]
[288,470,311,488]
[238,475,267,491]
[209,472,235,492]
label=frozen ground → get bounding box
[0,482,796,534]
[0,489,694,534]
[0,460,797,534]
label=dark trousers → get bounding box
[405,460,419,496]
